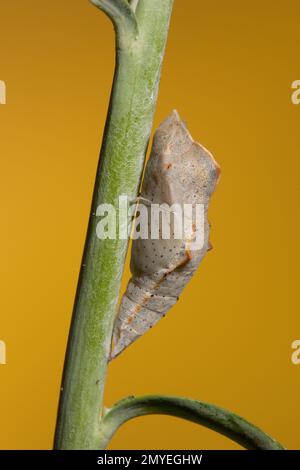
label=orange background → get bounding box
[0,0,299,449]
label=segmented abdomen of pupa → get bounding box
[110,110,220,360]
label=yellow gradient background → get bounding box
[0,0,299,450]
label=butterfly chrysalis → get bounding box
[110,110,220,359]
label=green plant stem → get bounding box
[54,0,174,450]
[129,0,139,13]
[99,395,285,450]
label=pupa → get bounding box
[110,110,220,359]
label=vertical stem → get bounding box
[54,0,174,450]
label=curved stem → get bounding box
[90,0,138,48]
[54,0,174,450]
[99,395,285,450]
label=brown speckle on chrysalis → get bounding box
[110,110,220,360]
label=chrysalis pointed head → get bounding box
[152,110,194,158]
